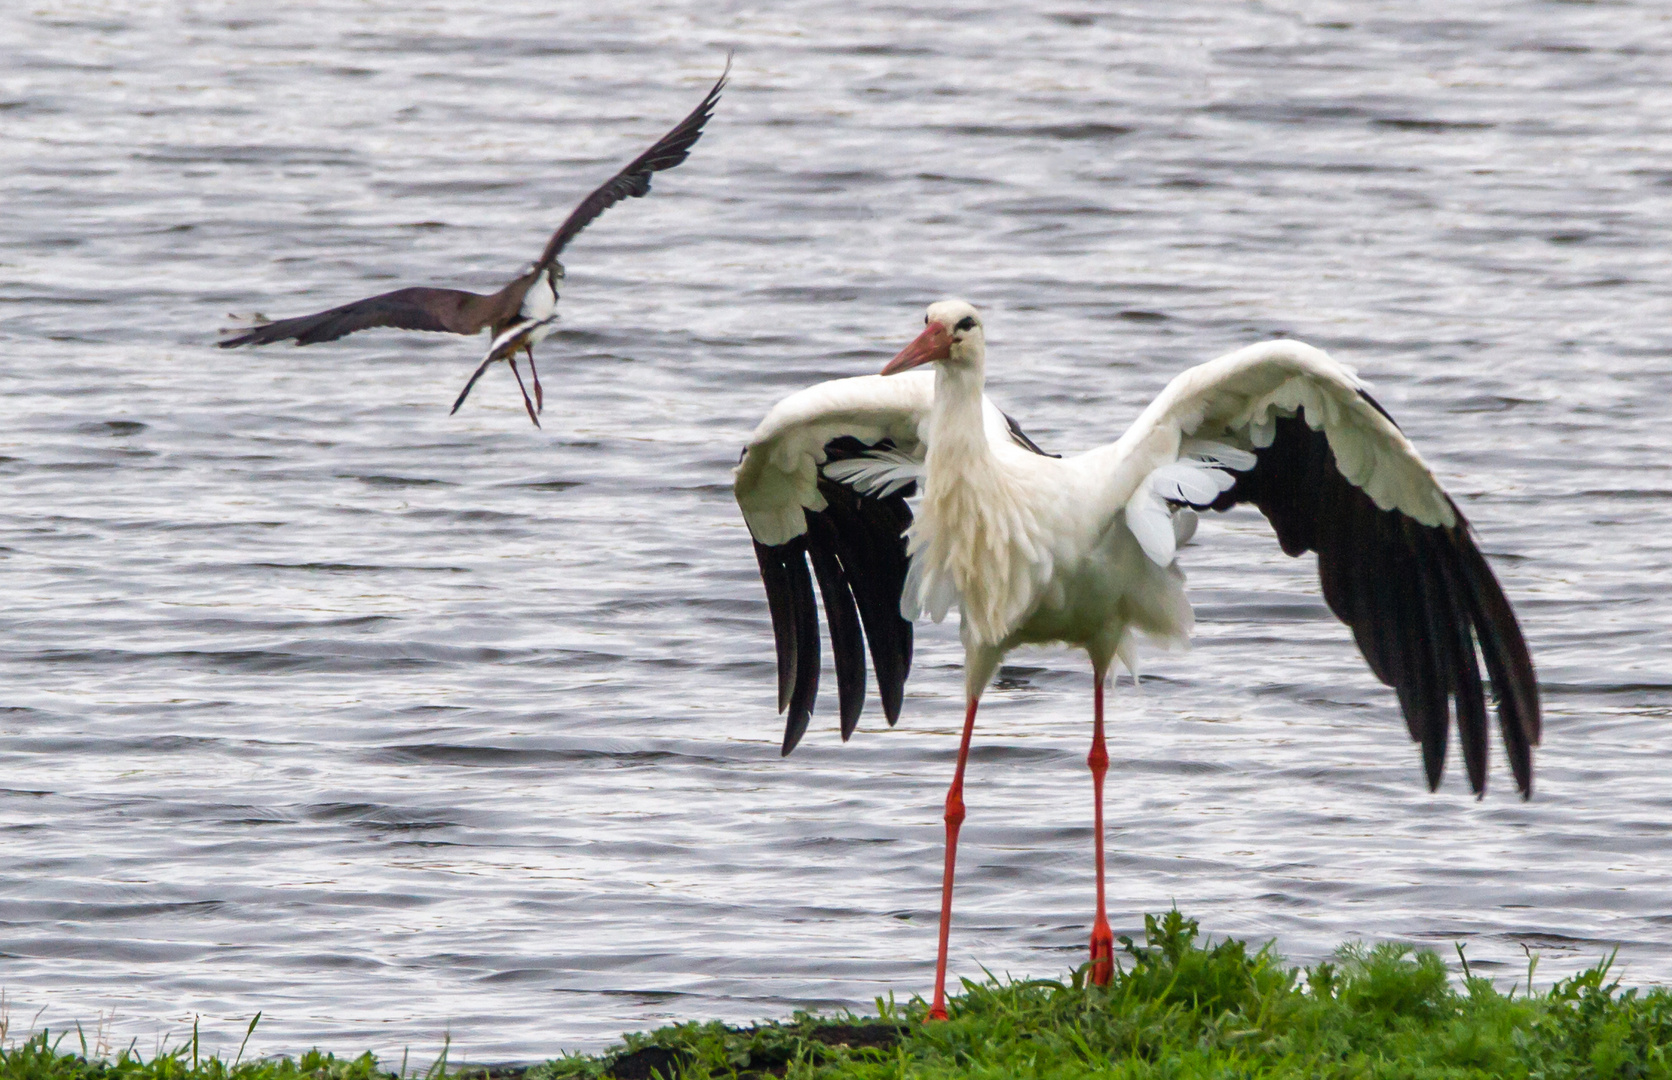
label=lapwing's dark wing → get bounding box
[534,61,729,269]
[1195,403,1541,798]
[218,286,489,348]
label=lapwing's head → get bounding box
[881,300,985,375]
[521,261,564,288]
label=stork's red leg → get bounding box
[1088,667,1113,986]
[927,697,980,1022]
[524,345,543,414]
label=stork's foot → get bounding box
[1089,916,1114,987]
[925,1004,948,1023]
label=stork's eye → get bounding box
[955,316,977,332]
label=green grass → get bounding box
[6,913,1670,1079]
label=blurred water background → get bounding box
[2,0,1670,1062]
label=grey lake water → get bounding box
[2,0,1671,1062]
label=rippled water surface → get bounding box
[3,0,1671,1062]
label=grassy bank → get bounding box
[5,913,1669,1079]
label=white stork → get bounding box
[733,299,1540,1021]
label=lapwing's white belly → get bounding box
[521,319,557,348]
[521,274,559,321]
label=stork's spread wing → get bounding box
[735,373,932,754]
[1106,340,1539,797]
[736,372,1060,754]
[218,286,485,348]
[534,62,728,269]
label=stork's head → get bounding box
[881,300,984,375]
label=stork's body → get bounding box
[735,301,1539,1020]
[909,373,1187,696]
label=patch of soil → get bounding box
[806,1024,901,1051]
[595,1021,901,1079]
[735,1024,905,1077]
[604,1045,694,1080]
[451,1066,530,1080]
[737,1045,791,1078]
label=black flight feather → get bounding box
[748,435,916,754]
[218,287,470,348]
[806,513,868,739]
[753,538,805,715]
[1004,412,1060,458]
[1206,410,1539,798]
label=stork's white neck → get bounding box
[926,346,990,466]
[908,336,1047,652]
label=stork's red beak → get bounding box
[881,321,952,375]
